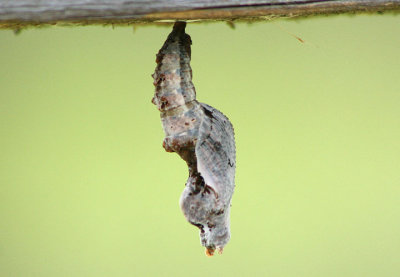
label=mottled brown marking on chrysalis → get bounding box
[152,22,195,112]
[152,22,236,256]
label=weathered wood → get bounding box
[1,0,399,28]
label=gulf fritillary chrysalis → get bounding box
[152,22,236,256]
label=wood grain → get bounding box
[1,0,399,28]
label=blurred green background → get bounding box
[1,15,400,277]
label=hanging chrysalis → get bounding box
[152,22,236,256]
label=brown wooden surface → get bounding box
[1,0,400,28]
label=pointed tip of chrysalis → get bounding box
[205,247,215,257]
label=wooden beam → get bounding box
[1,0,399,29]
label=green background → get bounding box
[1,15,400,276]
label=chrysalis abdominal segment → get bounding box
[152,22,236,256]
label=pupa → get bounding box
[152,22,236,256]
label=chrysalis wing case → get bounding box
[152,22,236,256]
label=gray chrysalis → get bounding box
[152,22,236,256]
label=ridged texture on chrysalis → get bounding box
[152,22,236,256]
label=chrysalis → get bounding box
[152,22,236,256]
